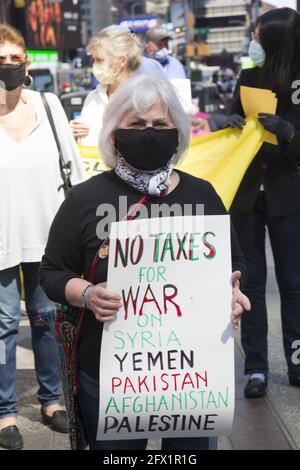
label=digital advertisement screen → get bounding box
[26,0,82,50]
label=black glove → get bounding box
[223,114,246,130]
[258,113,295,142]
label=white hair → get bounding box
[99,74,191,168]
[87,26,142,72]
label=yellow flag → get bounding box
[177,115,265,210]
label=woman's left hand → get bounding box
[231,271,251,330]
[258,113,294,142]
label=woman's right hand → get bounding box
[70,118,90,140]
[88,282,122,323]
[224,114,246,130]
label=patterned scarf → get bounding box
[114,157,173,197]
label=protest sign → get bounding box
[97,215,234,440]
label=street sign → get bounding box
[119,16,159,33]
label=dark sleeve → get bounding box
[229,71,245,117]
[204,182,248,289]
[230,224,248,289]
[280,128,300,164]
[39,190,84,305]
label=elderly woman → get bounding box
[40,75,250,450]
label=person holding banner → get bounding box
[0,24,85,450]
[40,74,250,450]
[225,8,300,397]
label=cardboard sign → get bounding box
[97,215,235,441]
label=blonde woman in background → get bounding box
[70,26,143,146]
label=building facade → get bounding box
[81,0,113,42]
[191,0,250,57]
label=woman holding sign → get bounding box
[225,8,300,397]
[40,75,250,450]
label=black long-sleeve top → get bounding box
[40,169,247,379]
[230,66,300,217]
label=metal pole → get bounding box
[1,0,11,23]
[184,0,191,79]
[0,1,6,22]
[252,0,260,25]
[131,2,140,21]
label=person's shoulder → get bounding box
[177,170,226,210]
[141,56,163,69]
[83,86,107,107]
[27,89,59,105]
[41,91,61,106]
[167,56,186,77]
[175,169,215,193]
[168,56,185,68]
[169,55,183,64]
[69,170,114,201]
[139,57,164,77]
[238,66,260,84]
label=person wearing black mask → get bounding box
[223,8,300,398]
[0,24,85,450]
[39,74,250,450]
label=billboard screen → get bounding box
[26,0,82,50]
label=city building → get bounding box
[191,0,250,60]
[81,0,113,42]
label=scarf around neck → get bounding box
[114,157,173,197]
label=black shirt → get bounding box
[40,170,247,379]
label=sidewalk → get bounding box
[2,236,299,451]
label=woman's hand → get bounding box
[88,282,122,323]
[231,271,251,330]
[258,113,295,142]
[223,114,246,130]
[70,118,90,140]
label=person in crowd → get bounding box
[70,26,144,146]
[0,24,85,450]
[40,74,250,450]
[224,8,300,397]
[145,26,186,79]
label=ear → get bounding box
[118,55,128,70]
[26,60,32,72]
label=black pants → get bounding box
[231,192,300,378]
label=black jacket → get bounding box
[230,67,300,217]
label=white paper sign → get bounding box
[169,78,192,113]
[97,215,234,441]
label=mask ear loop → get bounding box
[114,147,123,160]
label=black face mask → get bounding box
[114,127,179,171]
[0,62,26,91]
